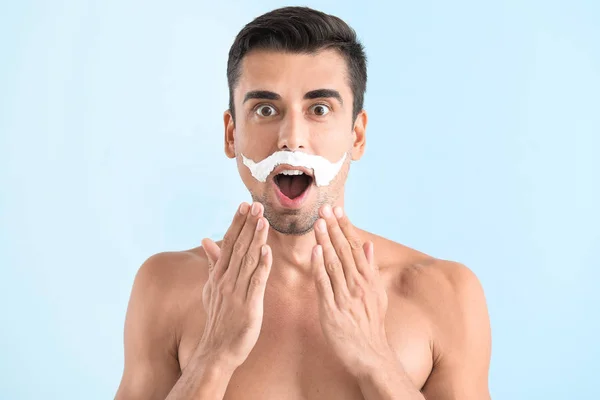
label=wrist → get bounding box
[356,356,423,400]
[172,351,237,400]
[354,350,401,382]
[191,349,240,377]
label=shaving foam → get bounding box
[241,151,347,187]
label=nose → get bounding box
[277,108,308,151]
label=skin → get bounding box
[115,49,492,399]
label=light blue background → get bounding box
[1,0,598,399]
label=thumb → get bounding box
[363,240,375,267]
[201,238,221,272]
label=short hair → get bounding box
[226,6,367,123]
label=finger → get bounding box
[223,202,264,284]
[246,244,272,307]
[201,238,221,275]
[320,205,362,286]
[311,244,335,309]
[363,240,375,267]
[332,206,371,278]
[215,202,251,279]
[201,238,219,309]
[235,216,269,293]
[314,218,350,303]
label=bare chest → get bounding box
[177,288,432,399]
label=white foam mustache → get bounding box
[241,151,347,187]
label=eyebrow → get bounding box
[243,90,281,103]
[242,89,343,105]
[304,89,343,105]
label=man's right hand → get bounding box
[195,202,272,372]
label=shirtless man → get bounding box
[115,6,491,400]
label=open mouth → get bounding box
[274,172,313,200]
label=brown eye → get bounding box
[311,104,330,116]
[255,105,277,117]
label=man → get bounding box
[115,6,491,400]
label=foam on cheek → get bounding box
[241,151,347,187]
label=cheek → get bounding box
[312,159,350,200]
[235,129,278,159]
[234,122,273,156]
[314,128,353,152]
[330,158,351,187]
[236,156,254,182]
[236,156,268,193]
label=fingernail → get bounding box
[261,245,268,256]
[334,206,343,219]
[256,218,264,231]
[251,202,260,216]
[239,203,249,215]
[322,205,332,218]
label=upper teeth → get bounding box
[279,170,305,176]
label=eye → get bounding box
[310,103,331,116]
[255,104,278,117]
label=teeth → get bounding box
[279,169,305,176]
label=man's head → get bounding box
[223,6,368,235]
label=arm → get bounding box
[420,263,492,400]
[114,253,181,399]
[310,206,492,400]
[310,206,425,400]
[358,263,491,400]
[164,353,235,400]
[114,253,235,400]
[116,202,273,400]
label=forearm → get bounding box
[165,355,236,400]
[357,359,425,400]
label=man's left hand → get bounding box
[311,204,398,378]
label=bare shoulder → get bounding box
[372,234,491,386]
[137,247,211,286]
[397,255,487,310]
[115,247,215,399]
[366,231,490,345]
[367,232,486,311]
[410,258,490,362]
[132,246,214,321]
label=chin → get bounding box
[269,220,315,236]
[262,200,320,236]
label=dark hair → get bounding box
[227,6,367,123]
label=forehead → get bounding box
[235,49,351,100]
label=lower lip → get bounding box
[273,179,312,209]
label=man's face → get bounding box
[224,49,366,235]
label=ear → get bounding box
[351,109,368,161]
[224,110,236,159]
